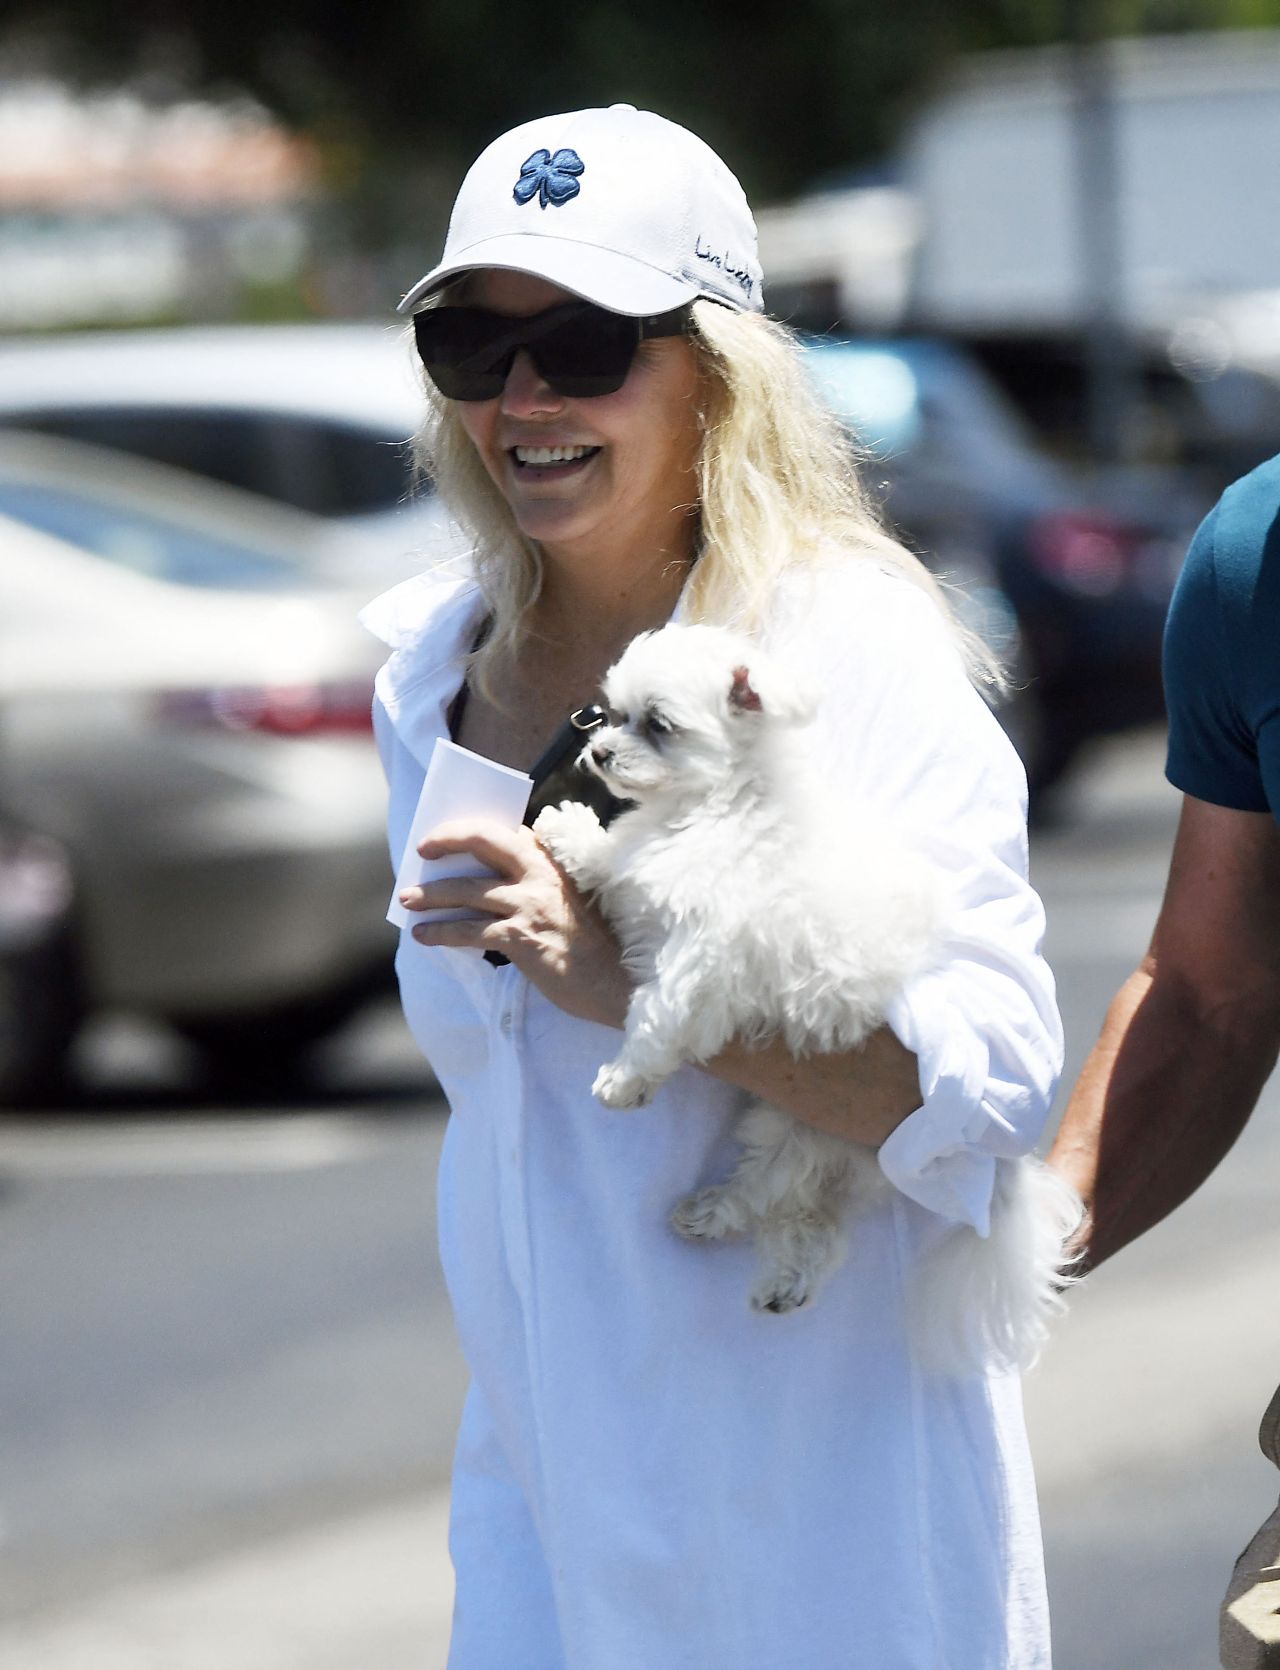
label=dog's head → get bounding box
[584,624,816,804]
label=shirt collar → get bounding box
[359,566,488,771]
[359,560,699,773]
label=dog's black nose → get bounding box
[590,742,614,768]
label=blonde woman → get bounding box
[363,105,1062,1670]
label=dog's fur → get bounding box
[533,623,1080,1372]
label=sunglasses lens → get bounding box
[413,310,508,401]
[413,303,685,401]
[531,310,636,397]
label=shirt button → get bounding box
[499,1011,514,1035]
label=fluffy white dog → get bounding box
[533,622,1079,1372]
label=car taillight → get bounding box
[1028,512,1146,596]
[155,681,374,735]
[0,831,74,939]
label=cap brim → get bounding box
[396,233,698,317]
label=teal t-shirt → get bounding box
[1164,454,1280,821]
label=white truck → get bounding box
[906,29,1280,343]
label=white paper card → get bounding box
[388,738,533,930]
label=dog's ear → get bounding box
[728,665,763,714]
[727,656,816,727]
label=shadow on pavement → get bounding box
[1,998,440,1121]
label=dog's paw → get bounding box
[750,1267,814,1315]
[670,1187,745,1241]
[592,1062,653,1109]
[532,800,602,864]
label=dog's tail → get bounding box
[908,1158,1084,1377]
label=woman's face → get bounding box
[454,269,703,569]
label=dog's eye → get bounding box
[641,707,674,738]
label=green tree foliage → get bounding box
[4,0,1280,204]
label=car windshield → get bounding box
[0,480,318,591]
[802,337,1059,485]
[803,344,925,455]
[8,406,414,518]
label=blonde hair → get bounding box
[409,294,1004,697]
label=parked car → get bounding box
[0,431,396,1098]
[0,322,1200,799]
[962,325,1280,499]
[0,797,79,1105]
[0,322,458,586]
[801,335,1205,796]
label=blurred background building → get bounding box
[914,30,1280,339]
[0,79,320,328]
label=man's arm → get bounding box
[1049,794,1280,1271]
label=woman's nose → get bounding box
[500,349,563,416]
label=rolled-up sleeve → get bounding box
[879,873,1061,1235]
[773,563,1063,1235]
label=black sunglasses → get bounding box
[412,300,691,401]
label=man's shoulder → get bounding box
[1199,453,1280,596]
[1168,454,1280,645]
[1163,458,1278,814]
[1220,449,1280,513]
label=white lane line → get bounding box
[0,1115,386,1178]
[0,1490,454,1670]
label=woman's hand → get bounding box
[402,820,920,1142]
[399,819,631,1028]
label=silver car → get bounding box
[0,321,454,584]
[0,432,398,1097]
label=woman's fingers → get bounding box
[399,820,538,923]
[400,813,630,1026]
[398,874,516,916]
[417,819,534,877]
[411,913,498,949]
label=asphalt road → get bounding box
[0,1014,453,1620]
[1,728,1277,1669]
[1026,738,1280,1670]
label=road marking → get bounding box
[0,1115,389,1178]
[0,1490,454,1670]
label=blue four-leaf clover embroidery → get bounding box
[513,148,585,210]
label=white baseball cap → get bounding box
[397,104,764,318]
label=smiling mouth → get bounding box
[511,444,602,470]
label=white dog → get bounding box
[533,622,1080,1372]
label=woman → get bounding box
[363,104,1062,1670]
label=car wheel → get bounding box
[995,660,1086,817]
[173,976,383,1089]
[0,828,83,1108]
[996,678,1046,784]
[1023,697,1090,819]
[0,920,84,1108]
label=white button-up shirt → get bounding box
[362,555,1062,1670]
